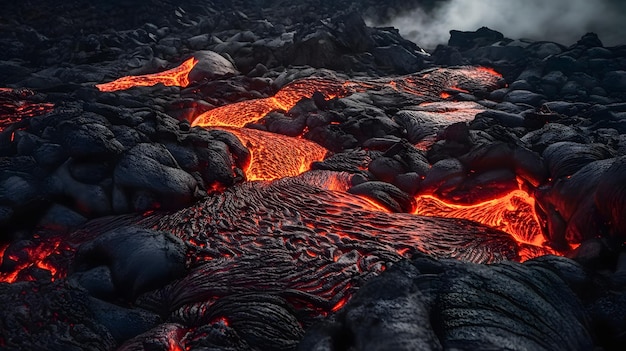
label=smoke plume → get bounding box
[372,0,626,49]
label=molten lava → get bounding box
[217,127,328,181]
[414,190,542,245]
[0,88,54,132]
[89,60,548,260]
[192,78,359,128]
[191,66,503,128]
[95,57,198,92]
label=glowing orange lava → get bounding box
[414,190,541,245]
[95,57,198,92]
[476,66,503,77]
[192,78,358,128]
[92,61,551,258]
[217,127,328,181]
[191,66,502,128]
[413,188,561,260]
[331,295,350,312]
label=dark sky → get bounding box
[370,0,626,49]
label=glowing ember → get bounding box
[0,88,54,132]
[216,127,328,181]
[331,295,350,312]
[0,238,63,283]
[95,58,198,92]
[476,66,503,77]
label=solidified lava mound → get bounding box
[2,1,626,350]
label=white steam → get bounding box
[374,0,626,49]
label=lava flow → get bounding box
[413,189,557,261]
[217,127,328,181]
[192,78,360,128]
[92,56,544,256]
[0,58,551,289]
[95,57,198,92]
[191,66,503,129]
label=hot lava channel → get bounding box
[1,59,550,287]
[97,57,548,259]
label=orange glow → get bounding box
[210,316,230,327]
[168,339,183,351]
[1,88,54,132]
[217,127,327,181]
[476,66,503,78]
[0,239,62,283]
[95,58,198,92]
[191,66,503,128]
[449,86,470,93]
[331,295,350,312]
[414,189,550,253]
[192,77,357,128]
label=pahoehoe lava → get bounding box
[2,0,626,350]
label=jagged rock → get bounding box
[448,27,505,51]
[372,45,423,74]
[57,120,124,160]
[525,41,564,59]
[368,156,406,183]
[475,110,525,128]
[521,123,590,152]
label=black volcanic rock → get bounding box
[58,119,124,160]
[300,255,597,351]
[448,27,505,51]
[188,50,239,82]
[114,143,201,211]
[73,226,187,299]
[348,180,416,212]
[2,1,626,350]
[595,156,626,240]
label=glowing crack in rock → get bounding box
[0,88,54,133]
[0,238,64,283]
